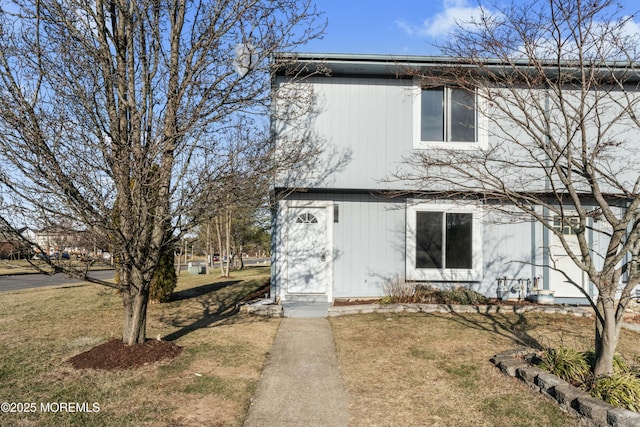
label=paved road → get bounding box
[0,260,268,293]
[0,270,115,292]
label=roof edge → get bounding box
[272,52,640,80]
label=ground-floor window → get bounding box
[407,202,482,281]
[416,211,473,269]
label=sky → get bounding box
[301,0,640,56]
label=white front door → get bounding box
[549,216,587,299]
[286,206,328,294]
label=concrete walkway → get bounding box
[243,318,350,427]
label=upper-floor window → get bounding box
[413,83,487,150]
[421,87,476,143]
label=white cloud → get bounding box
[618,16,640,41]
[396,0,495,38]
[520,15,640,60]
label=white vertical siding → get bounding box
[275,76,414,190]
[331,194,405,298]
[273,193,617,302]
[272,193,405,298]
[480,211,541,298]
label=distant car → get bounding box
[61,253,70,260]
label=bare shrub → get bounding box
[382,276,416,303]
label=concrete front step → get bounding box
[282,302,330,318]
[285,294,330,303]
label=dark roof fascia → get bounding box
[273,187,634,207]
[272,53,473,78]
[273,187,409,201]
[273,52,640,83]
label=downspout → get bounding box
[543,90,551,291]
[531,207,536,286]
[269,198,278,303]
[268,53,278,303]
[588,215,594,297]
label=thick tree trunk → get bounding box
[123,291,149,345]
[121,267,150,345]
[593,294,621,377]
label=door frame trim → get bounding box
[283,200,333,302]
[547,213,589,298]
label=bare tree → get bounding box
[396,0,640,376]
[0,0,324,344]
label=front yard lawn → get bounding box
[331,311,640,427]
[0,266,278,426]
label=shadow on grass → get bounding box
[161,278,269,342]
[427,309,544,350]
[169,280,241,302]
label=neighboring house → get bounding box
[0,227,34,259]
[32,227,98,257]
[0,226,105,260]
[270,53,615,305]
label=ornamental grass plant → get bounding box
[540,347,591,386]
[590,372,640,412]
[540,346,640,411]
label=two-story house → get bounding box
[270,53,619,306]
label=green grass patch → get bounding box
[182,374,249,399]
[183,374,229,395]
[442,363,480,390]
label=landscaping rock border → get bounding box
[240,300,284,317]
[491,348,640,427]
[241,301,596,318]
[328,302,595,317]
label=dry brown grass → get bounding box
[6,267,640,427]
[331,311,640,427]
[0,259,113,275]
[0,266,278,426]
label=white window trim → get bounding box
[412,83,488,150]
[406,201,483,281]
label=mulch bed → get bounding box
[68,338,182,370]
[67,280,271,371]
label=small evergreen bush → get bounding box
[414,286,489,305]
[442,287,489,305]
[149,250,177,303]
